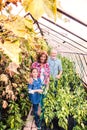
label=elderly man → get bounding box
[48,49,62,87]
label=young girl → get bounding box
[28,68,43,129]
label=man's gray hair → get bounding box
[51,49,58,54]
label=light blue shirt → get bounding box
[48,57,62,78]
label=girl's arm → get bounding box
[46,63,50,89]
[33,89,43,94]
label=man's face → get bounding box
[51,51,57,59]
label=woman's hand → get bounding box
[28,77,33,84]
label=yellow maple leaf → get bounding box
[22,0,45,19]
[0,40,21,64]
[22,0,60,20]
[0,0,2,11]
[3,16,34,38]
[43,0,57,20]
[0,15,7,22]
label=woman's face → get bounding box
[40,54,47,63]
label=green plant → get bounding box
[70,86,87,129]
[73,125,87,130]
[19,88,31,117]
[43,56,87,130]
[0,51,33,129]
[7,101,23,129]
[0,122,6,130]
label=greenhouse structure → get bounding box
[0,0,87,130]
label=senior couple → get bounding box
[28,49,62,129]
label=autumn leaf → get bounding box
[43,0,57,19]
[22,0,60,20]
[0,0,3,11]
[22,0,44,19]
[63,17,70,23]
[0,15,8,21]
[0,14,48,63]
[5,0,21,6]
[3,16,34,38]
[0,40,21,64]
[6,62,19,76]
[0,0,2,4]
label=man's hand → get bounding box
[56,71,62,79]
[56,75,61,79]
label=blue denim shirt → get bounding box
[28,78,42,104]
[48,57,62,78]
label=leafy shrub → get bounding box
[43,56,87,130]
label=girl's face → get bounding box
[40,54,46,63]
[32,69,38,78]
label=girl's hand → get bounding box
[28,90,34,94]
[34,89,43,94]
[38,89,43,94]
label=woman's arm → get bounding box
[31,62,37,68]
[46,63,50,88]
[28,77,33,84]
